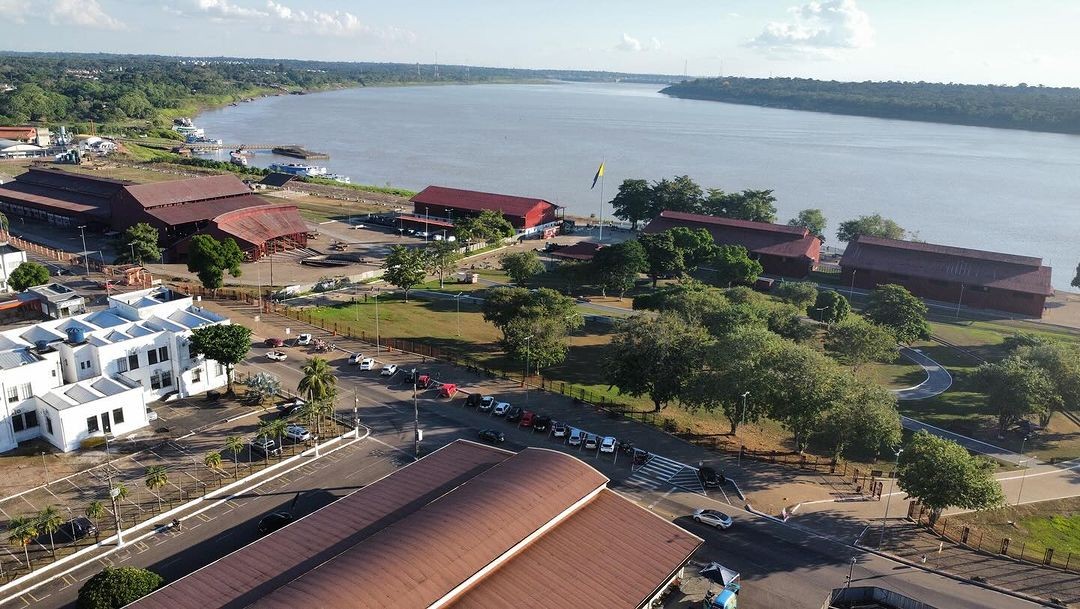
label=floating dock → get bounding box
[272,146,329,160]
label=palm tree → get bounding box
[85,501,105,541]
[110,481,129,526]
[298,357,336,402]
[224,436,244,478]
[36,505,63,557]
[266,418,288,455]
[204,450,223,471]
[145,466,168,510]
[300,398,334,450]
[256,421,274,464]
[7,515,38,572]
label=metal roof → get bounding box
[412,185,558,219]
[212,204,308,247]
[123,174,251,208]
[643,210,821,260]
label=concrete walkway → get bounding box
[892,346,953,400]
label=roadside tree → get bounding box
[702,188,778,223]
[591,239,646,298]
[668,226,717,272]
[1012,339,1080,425]
[897,430,1004,523]
[426,240,463,288]
[836,213,905,242]
[824,317,898,371]
[77,566,163,609]
[8,261,50,291]
[774,281,819,310]
[382,245,428,302]
[499,250,545,284]
[223,436,244,478]
[810,290,850,324]
[818,376,902,458]
[188,324,252,394]
[118,223,161,265]
[975,356,1061,435]
[638,232,683,287]
[604,313,710,412]
[36,504,64,556]
[481,287,581,369]
[7,515,37,572]
[85,501,105,541]
[454,209,514,244]
[609,178,652,229]
[766,304,816,342]
[298,356,336,402]
[710,244,763,287]
[144,465,168,494]
[186,234,244,290]
[764,341,840,453]
[864,284,931,343]
[788,208,827,242]
[203,451,223,472]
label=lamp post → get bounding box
[813,306,827,324]
[845,556,857,588]
[425,207,430,241]
[955,284,965,318]
[1017,456,1035,506]
[374,291,380,353]
[40,452,49,484]
[523,334,534,405]
[108,472,125,548]
[849,269,857,298]
[354,392,360,439]
[78,225,90,278]
[739,391,750,431]
[129,243,136,264]
[1016,434,1031,505]
[412,376,420,459]
[454,292,463,337]
[878,447,903,548]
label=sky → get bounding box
[1,0,1078,86]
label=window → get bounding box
[12,415,23,433]
[150,372,161,390]
[128,354,140,370]
[87,416,99,434]
[12,411,38,433]
[18,383,31,400]
[158,346,169,362]
[24,411,37,429]
[192,368,202,383]
[148,349,158,365]
[116,357,129,373]
[112,408,125,424]
[45,415,53,435]
[161,371,173,388]
[7,386,17,403]
[215,362,225,376]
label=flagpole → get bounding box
[598,164,605,243]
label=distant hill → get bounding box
[661,77,1080,135]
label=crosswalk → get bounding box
[626,453,706,495]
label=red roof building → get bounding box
[840,235,1053,318]
[643,210,821,278]
[0,167,124,225]
[0,127,37,143]
[410,185,560,232]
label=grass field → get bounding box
[953,497,1080,558]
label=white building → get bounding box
[0,286,232,453]
[0,243,27,293]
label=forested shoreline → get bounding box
[662,77,1080,135]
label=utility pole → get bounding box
[878,448,903,548]
[523,335,533,405]
[108,472,124,547]
[413,377,420,459]
[354,392,360,439]
[374,291,380,353]
[78,225,91,278]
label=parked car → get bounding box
[520,411,536,428]
[465,393,485,408]
[251,437,281,456]
[600,436,617,453]
[633,449,650,466]
[505,406,524,422]
[692,509,733,529]
[359,357,375,370]
[381,363,398,376]
[263,337,284,348]
[266,350,287,361]
[146,407,158,422]
[439,383,458,398]
[296,333,313,346]
[532,415,551,432]
[553,422,569,438]
[402,368,420,384]
[348,352,363,365]
[257,511,294,535]
[276,398,304,418]
[698,466,724,489]
[285,425,312,441]
[584,435,599,450]
[478,397,496,413]
[492,402,511,417]
[478,429,505,444]
[568,428,585,446]
[46,517,98,544]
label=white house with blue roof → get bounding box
[0,286,232,453]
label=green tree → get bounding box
[244,372,281,408]
[223,436,244,477]
[897,430,1004,523]
[766,303,816,343]
[299,398,334,448]
[264,418,289,454]
[0,211,8,230]
[77,566,163,609]
[975,356,1061,435]
[298,357,336,402]
[818,376,902,458]
[144,466,167,494]
[824,317,898,371]
[481,287,581,370]
[187,235,244,290]
[811,290,850,324]
[36,505,64,556]
[649,175,704,216]
[788,208,827,242]
[604,314,710,412]
[773,281,819,310]
[638,232,683,287]
[609,178,653,229]
[7,515,38,572]
[189,324,252,394]
[1013,340,1080,425]
[836,213,906,242]
[8,261,51,291]
[703,188,778,223]
[85,500,105,541]
[765,341,841,453]
[668,226,717,272]
[1073,261,1080,290]
[499,250,545,284]
[709,244,763,287]
[591,239,646,298]
[864,284,931,343]
[426,240,463,288]
[382,245,428,302]
[118,223,161,265]
[203,450,223,471]
[454,209,514,243]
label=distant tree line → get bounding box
[661,77,1080,135]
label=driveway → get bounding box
[891,347,953,400]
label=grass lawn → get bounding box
[952,497,1080,559]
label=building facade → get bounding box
[0,242,27,293]
[0,286,232,453]
[409,185,561,236]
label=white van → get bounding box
[568,428,585,446]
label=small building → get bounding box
[259,172,297,188]
[37,377,148,452]
[0,242,28,293]
[839,235,1053,318]
[0,138,46,160]
[0,127,38,144]
[23,283,87,319]
[128,440,703,609]
[549,241,604,262]
[409,185,561,236]
[642,210,822,278]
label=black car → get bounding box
[478,429,505,444]
[633,449,650,466]
[505,406,524,423]
[402,368,421,384]
[257,511,293,535]
[465,393,485,408]
[532,415,551,432]
[699,466,724,488]
[44,517,97,544]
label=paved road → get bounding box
[892,346,953,400]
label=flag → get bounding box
[590,162,605,190]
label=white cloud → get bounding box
[195,0,267,18]
[747,0,874,57]
[181,0,412,40]
[49,0,125,30]
[615,33,662,53]
[0,0,30,24]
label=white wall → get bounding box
[0,249,27,293]
[0,354,63,452]
[48,388,148,452]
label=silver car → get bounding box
[285,425,312,441]
[693,509,733,529]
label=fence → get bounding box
[0,229,77,264]
[910,503,1080,574]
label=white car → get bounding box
[266,350,287,361]
[600,436,617,453]
[296,333,313,346]
[359,357,375,370]
[492,402,511,416]
[552,422,568,438]
[568,428,585,446]
[381,363,398,376]
[348,352,363,365]
[478,397,495,413]
[285,425,312,441]
[350,223,366,229]
[146,408,158,422]
[584,435,599,450]
[692,509,733,529]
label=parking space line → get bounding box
[66,479,82,492]
[19,495,37,511]
[44,486,64,501]
[197,513,212,522]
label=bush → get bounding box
[78,567,163,609]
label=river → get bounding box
[196,82,1080,289]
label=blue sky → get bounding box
[1,0,1077,86]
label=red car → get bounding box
[439,383,457,398]
[519,411,535,428]
[264,338,284,348]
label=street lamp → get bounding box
[849,269,857,298]
[374,291,380,353]
[454,292,463,337]
[78,225,90,278]
[354,392,360,439]
[813,306,827,323]
[955,283,966,318]
[739,391,750,431]
[412,374,421,459]
[523,334,534,406]
[878,447,903,548]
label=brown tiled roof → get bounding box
[643,210,820,259]
[0,127,36,141]
[549,241,604,261]
[213,205,309,246]
[449,489,702,609]
[143,194,265,227]
[123,174,250,208]
[412,185,558,218]
[840,235,1053,295]
[128,441,514,609]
